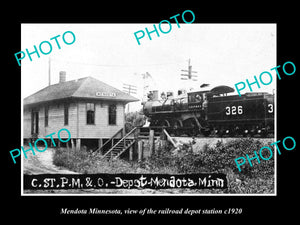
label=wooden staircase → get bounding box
[96,126,179,161]
[101,127,137,160]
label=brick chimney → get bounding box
[59,71,66,83]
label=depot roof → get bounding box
[23,76,139,106]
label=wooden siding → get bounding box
[23,100,125,139]
[77,102,125,138]
[23,107,32,139]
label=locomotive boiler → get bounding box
[142,85,274,137]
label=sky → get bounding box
[21,23,276,111]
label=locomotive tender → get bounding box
[142,85,274,137]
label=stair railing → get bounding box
[102,127,137,159]
[96,128,123,153]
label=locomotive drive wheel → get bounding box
[173,120,183,129]
[172,120,183,136]
[162,120,171,127]
[183,119,198,136]
[149,119,158,126]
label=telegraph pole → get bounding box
[141,72,152,102]
[48,57,51,86]
[180,59,198,81]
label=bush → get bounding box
[53,147,151,174]
[53,138,275,193]
[199,138,274,179]
[145,138,274,193]
[53,147,94,173]
[149,138,274,178]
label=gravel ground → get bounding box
[23,147,77,175]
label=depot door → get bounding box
[31,111,39,135]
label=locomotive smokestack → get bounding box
[152,90,158,100]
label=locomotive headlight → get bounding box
[226,130,229,134]
[258,130,261,134]
[244,130,248,134]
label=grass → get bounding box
[53,148,143,174]
[53,138,275,194]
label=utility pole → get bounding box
[180,59,198,81]
[141,72,152,102]
[48,57,51,86]
[123,83,137,113]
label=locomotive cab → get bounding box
[187,90,210,110]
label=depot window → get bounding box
[44,105,49,127]
[64,103,69,125]
[108,104,117,125]
[86,103,95,124]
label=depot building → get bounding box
[23,71,138,150]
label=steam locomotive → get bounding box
[142,85,274,137]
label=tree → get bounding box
[125,110,146,132]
